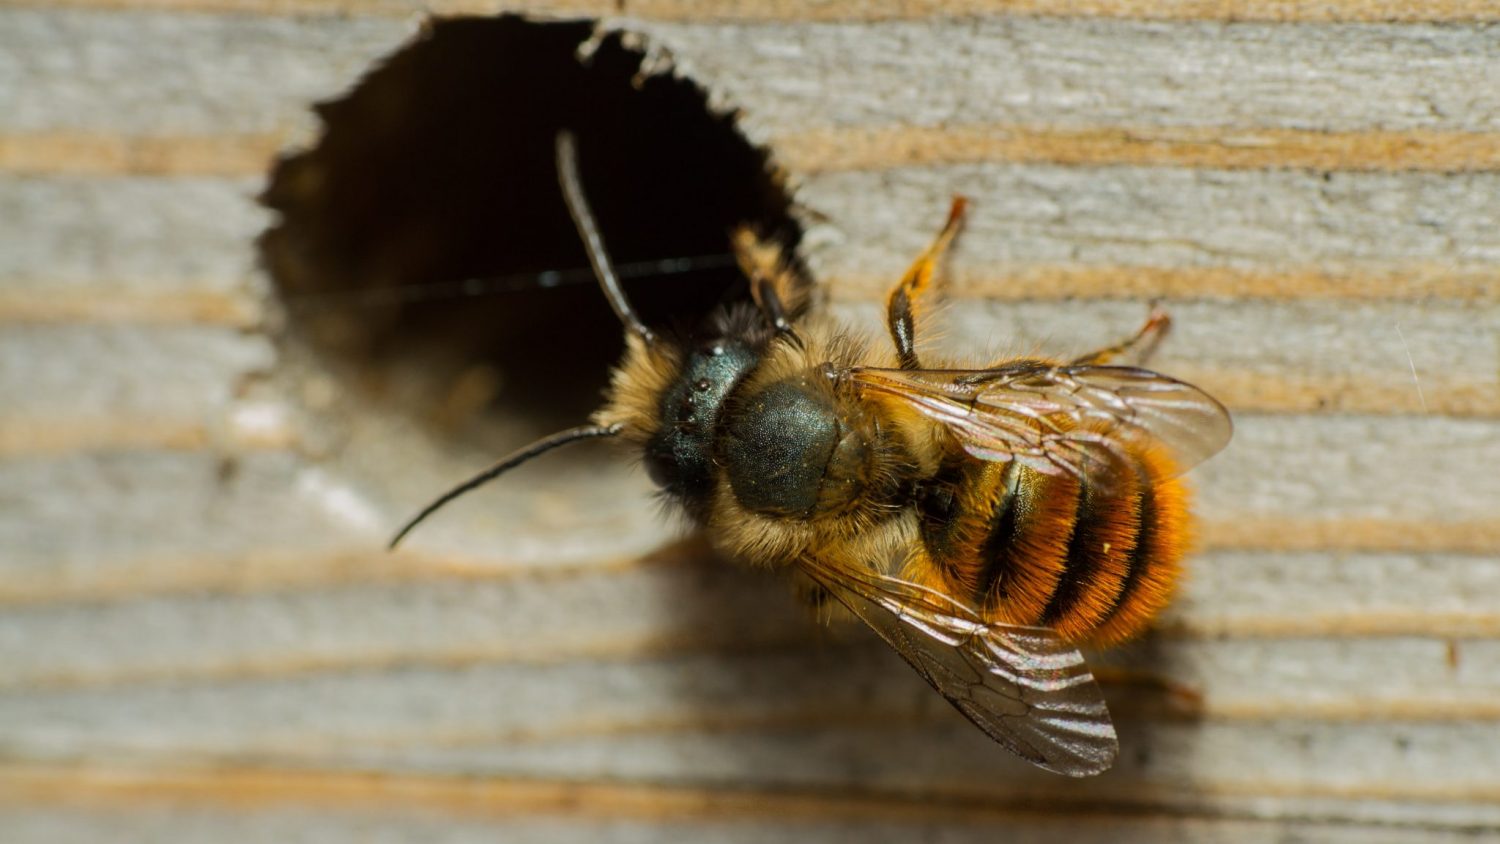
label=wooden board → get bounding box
[2,3,1498,840]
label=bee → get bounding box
[391,131,1233,777]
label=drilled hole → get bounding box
[260,15,803,447]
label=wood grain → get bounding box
[10,14,1500,141]
[0,177,265,287]
[0,9,413,136]
[4,550,1499,693]
[799,166,1500,277]
[3,3,1498,840]
[774,124,1500,174]
[14,125,1500,177]
[2,763,1489,844]
[636,19,1500,134]
[0,132,288,177]
[14,171,1498,296]
[9,0,1500,23]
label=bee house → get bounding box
[4,3,1499,841]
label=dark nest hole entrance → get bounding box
[260,16,803,441]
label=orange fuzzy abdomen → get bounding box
[910,445,1190,647]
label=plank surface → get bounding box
[13,169,1500,294]
[9,1,1500,26]
[0,325,274,449]
[0,765,1488,844]
[3,556,1498,703]
[10,13,1500,174]
[0,9,413,136]
[635,19,1500,134]
[0,176,265,288]
[3,2,1498,841]
[801,166,1500,280]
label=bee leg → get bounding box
[1071,305,1172,367]
[733,226,804,339]
[886,197,967,369]
[753,273,796,336]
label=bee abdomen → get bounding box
[971,464,1077,627]
[1039,467,1143,641]
[914,459,1073,626]
[919,449,1189,646]
[1086,451,1190,646]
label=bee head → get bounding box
[389,131,774,547]
[636,337,756,506]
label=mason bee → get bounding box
[391,132,1232,777]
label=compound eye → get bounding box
[642,446,676,489]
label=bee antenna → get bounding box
[555,131,656,344]
[387,422,623,550]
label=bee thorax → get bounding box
[722,373,875,518]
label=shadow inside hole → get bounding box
[260,15,805,439]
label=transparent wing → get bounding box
[852,363,1231,487]
[799,554,1117,776]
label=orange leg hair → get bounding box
[1071,306,1172,367]
[732,226,808,337]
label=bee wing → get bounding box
[852,363,1231,486]
[799,554,1117,776]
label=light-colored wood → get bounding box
[18,125,1500,177]
[9,0,1500,23]
[1,764,1488,844]
[13,172,1500,294]
[2,3,1498,841]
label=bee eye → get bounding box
[643,447,676,488]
